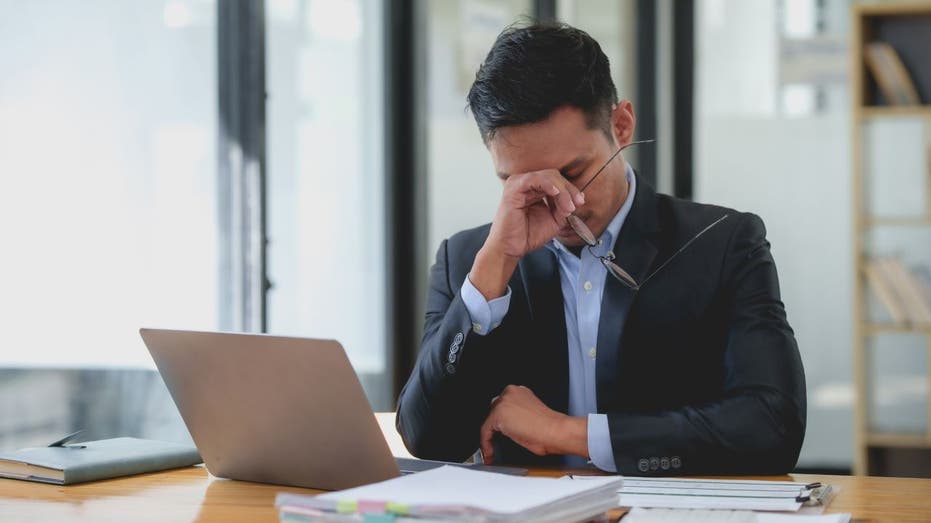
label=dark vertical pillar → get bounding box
[534,0,557,22]
[636,0,657,188]
[672,0,694,199]
[217,0,268,332]
[385,0,427,400]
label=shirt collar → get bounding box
[549,163,636,256]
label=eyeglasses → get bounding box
[564,139,730,290]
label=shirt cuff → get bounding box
[460,274,511,336]
[587,414,618,472]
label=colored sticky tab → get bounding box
[385,502,409,515]
[336,499,358,514]
[357,500,388,514]
[363,515,396,523]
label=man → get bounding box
[396,22,805,475]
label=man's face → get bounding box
[488,103,636,249]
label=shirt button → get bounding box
[588,347,596,359]
[583,281,593,292]
[472,322,483,333]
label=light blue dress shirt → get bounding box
[460,165,637,472]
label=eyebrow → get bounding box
[496,154,589,180]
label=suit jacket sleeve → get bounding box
[395,237,512,461]
[606,213,807,475]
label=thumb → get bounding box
[479,418,495,464]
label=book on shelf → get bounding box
[863,42,921,106]
[883,258,931,326]
[913,266,931,316]
[864,257,931,327]
[863,258,907,325]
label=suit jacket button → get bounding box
[638,459,649,472]
[447,352,457,363]
[671,456,681,469]
[660,457,670,470]
[649,457,660,471]
[454,332,464,344]
[445,363,456,374]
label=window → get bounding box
[0,0,217,449]
[266,0,389,407]
[0,0,218,368]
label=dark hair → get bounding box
[467,21,618,143]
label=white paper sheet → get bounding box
[566,475,810,512]
[622,507,851,523]
[314,466,622,516]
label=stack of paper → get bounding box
[618,477,811,511]
[566,476,831,512]
[622,508,851,523]
[275,465,622,523]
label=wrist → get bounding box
[549,415,589,458]
[470,245,520,300]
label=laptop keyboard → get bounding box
[395,457,527,476]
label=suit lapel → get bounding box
[596,174,661,411]
[516,247,569,414]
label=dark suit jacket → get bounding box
[396,175,806,475]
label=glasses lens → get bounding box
[567,215,598,246]
[602,258,639,290]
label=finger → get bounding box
[542,177,578,218]
[479,416,495,464]
[513,188,550,209]
[510,172,578,217]
[513,173,574,215]
[549,175,585,208]
[537,170,584,209]
[511,173,562,198]
[574,189,585,206]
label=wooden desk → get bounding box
[2,466,930,523]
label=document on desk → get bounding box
[622,507,851,523]
[276,465,623,523]
[565,476,823,512]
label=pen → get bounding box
[47,430,86,449]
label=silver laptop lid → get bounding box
[140,328,401,490]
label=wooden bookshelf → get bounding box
[863,323,931,336]
[865,216,931,227]
[851,3,931,476]
[861,106,931,119]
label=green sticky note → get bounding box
[385,502,409,515]
[336,499,358,514]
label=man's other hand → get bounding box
[479,384,588,464]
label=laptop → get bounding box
[139,328,524,490]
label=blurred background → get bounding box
[1,0,930,478]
